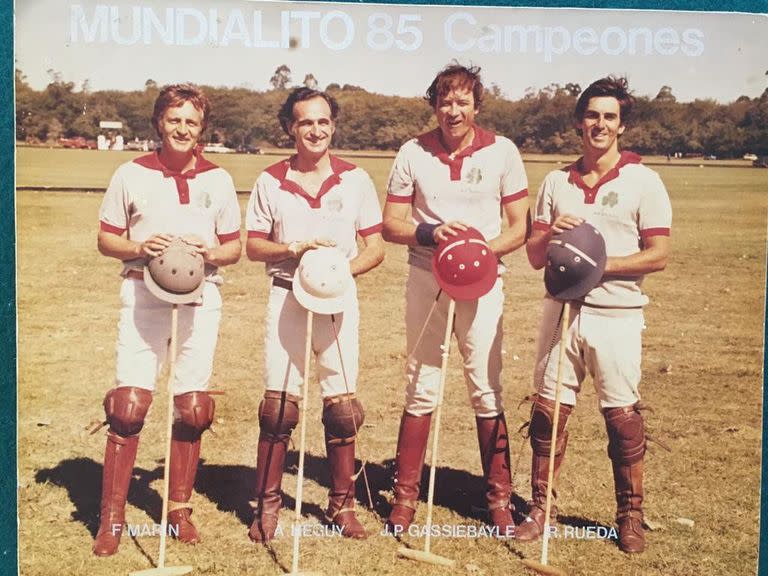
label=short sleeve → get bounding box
[385,144,415,204]
[355,172,383,237]
[215,172,242,243]
[246,174,274,239]
[99,168,128,235]
[500,141,529,205]
[532,174,555,232]
[638,172,672,240]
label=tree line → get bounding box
[15,68,768,158]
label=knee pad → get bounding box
[104,386,153,437]
[322,394,365,445]
[173,391,216,440]
[529,395,572,458]
[604,404,646,465]
[259,391,300,440]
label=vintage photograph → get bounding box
[15,1,768,574]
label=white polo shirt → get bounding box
[386,126,528,270]
[99,151,242,281]
[532,151,672,308]
[246,155,383,280]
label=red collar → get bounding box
[133,150,219,204]
[416,126,496,181]
[566,151,642,204]
[133,149,219,177]
[265,155,357,209]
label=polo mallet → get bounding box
[521,302,570,576]
[286,311,323,576]
[397,297,456,568]
[130,304,193,576]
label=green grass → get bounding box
[16,149,768,575]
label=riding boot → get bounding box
[167,392,215,544]
[516,396,572,542]
[93,432,140,556]
[476,413,515,537]
[325,438,367,539]
[386,411,432,532]
[605,404,646,554]
[93,386,152,556]
[249,391,299,543]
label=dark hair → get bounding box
[152,83,211,136]
[425,64,484,110]
[277,87,339,136]
[575,76,634,124]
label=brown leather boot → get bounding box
[476,413,515,537]
[325,439,367,539]
[93,432,140,556]
[249,392,299,543]
[167,392,215,544]
[387,411,432,532]
[605,404,646,554]
[249,435,289,542]
[515,396,572,542]
[93,386,152,557]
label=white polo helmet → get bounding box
[292,247,353,315]
[143,237,205,304]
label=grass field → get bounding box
[16,148,768,576]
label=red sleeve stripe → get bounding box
[217,230,241,243]
[501,188,529,204]
[100,221,125,235]
[247,230,270,239]
[386,193,412,204]
[358,223,383,237]
[640,227,670,239]
[532,221,551,232]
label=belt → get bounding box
[272,277,293,291]
[126,269,144,281]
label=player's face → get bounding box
[435,87,478,145]
[157,101,204,156]
[578,96,625,153]
[290,97,335,159]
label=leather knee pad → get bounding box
[529,396,572,458]
[259,391,300,441]
[322,394,365,446]
[104,386,153,437]
[604,404,646,465]
[173,391,216,440]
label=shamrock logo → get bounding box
[602,191,618,208]
[465,167,482,186]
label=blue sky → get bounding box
[15,0,768,102]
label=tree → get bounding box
[303,74,318,90]
[270,65,291,90]
[654,85,676,103]
[565,82,581,97]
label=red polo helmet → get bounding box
[431,227,498,301]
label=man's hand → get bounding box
[288,238,337,259]
[180,234,210,259]
[551,215,584,235]
[139,233,174,258]
[433,221,468,243]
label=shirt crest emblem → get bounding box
[465,167,482,186]
[602,191,618,208]
[197,191,212,209]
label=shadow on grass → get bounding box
[35,452,532,539]
[198,448,525,529]
[34,457,164,537]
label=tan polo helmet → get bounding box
[143,237,205,304]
